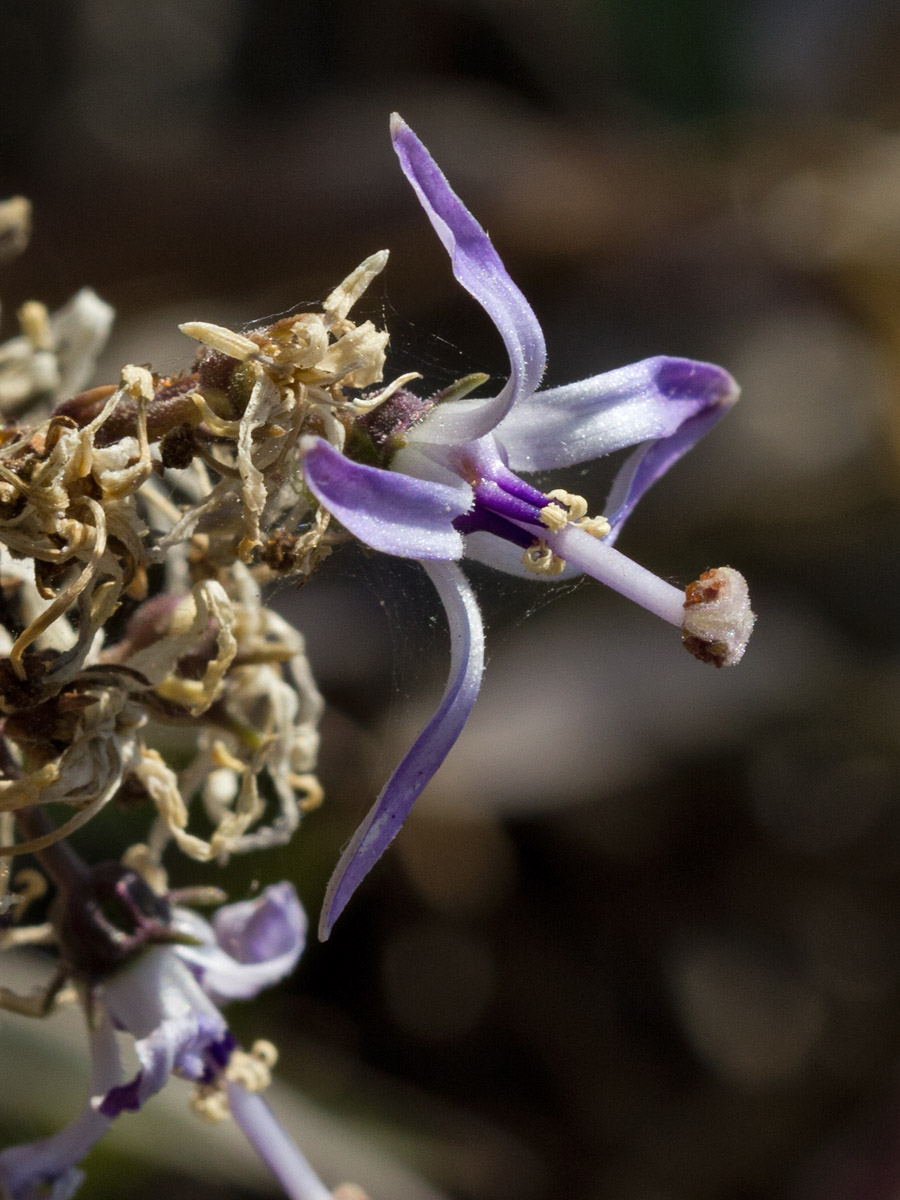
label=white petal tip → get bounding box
[682,567,755,668]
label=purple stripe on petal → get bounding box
[496,356,738,473]
[604,404,727,543]
[319,560,485,939]
[302,436,470,560]
[391,115,546,444]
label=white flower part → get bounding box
[173,882,307,1002]
[681,566,756,668]
[0,686,145,858]
[236,373,279,560]
[312,322,388,389]
[50,290,116,399]
[323,251,389,326]
[124,579,237,714]
[179,321,259,361]
[103,945,225,1044]
[0,288,114,412]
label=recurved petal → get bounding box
[391,114,546,443]
[319,561,485,939]
[604,403,729,544]
[302,436,470,560]
[495,356,738,472]
[175,883,307,1002]
[0,1013,120,1200]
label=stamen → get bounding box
[350,371,422,414]
[522,540,566,576]
[225,1049,272,1092]
[577,515,611,539]
[538,502,568,532]
[545,489,588,522]
[540,490,609,538]
[191,1084,231,1123]
[289,772,325,812]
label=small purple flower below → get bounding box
[0,885,333,1200]
[305,116,754,939]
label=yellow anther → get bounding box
[10,869,47,919]
[191,1085,231,1123]
[251,1039,279,1069]
[225,1045,275,1092]
[290,772,324,812]
[545,489,589,521]
[522,540,566,576]
[211,740,247,773]
[17,301,52,351]
[538,502,568,532]
[541,488,610,537]
[576,514,611,539]
[121,843,169,895]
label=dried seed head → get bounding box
[682,566,755,668]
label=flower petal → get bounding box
[0,1012,120,1200]
[99,946,229,1116]
[319,561,485,939]
[98,1011,234,1118]
[604,402,729,544]
[302,436,469,560]
[227,1084,333,1200]
[391,114,546,443]
[495,356,738,472]
[176,883,307,1002]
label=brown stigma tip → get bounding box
[682,566,755,668]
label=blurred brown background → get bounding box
[6,2,900,1198]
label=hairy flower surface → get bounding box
[0,115,751,952]
[0,877,333,1200]
[303,117,755,937]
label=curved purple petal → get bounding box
[228,1084,332,1200]
[176,883,307,1002]
[391,114,546,444]
[98,1011,230,1117]
[302,436,470,560]
[319,560,485,939]
[0,1013,120,1200]
[604,401,729,544]
[495,356,738,472]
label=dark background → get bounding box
[5,2,900,1198]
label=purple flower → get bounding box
[304,116,754,939]
[0,884,332,1200]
